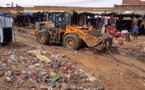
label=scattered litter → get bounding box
[36,54,51,63]
[28,50,47,55]
[9,53,19,62]
[0,52,12,56]
[52,76,59,82]
[0,50,103,89]
[86,76,97,82]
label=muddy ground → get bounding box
[0,29,145,90]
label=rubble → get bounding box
[0,46,104,90]
[120,42,145,63]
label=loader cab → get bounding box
[49,12,72,30]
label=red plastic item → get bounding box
[14,72,20,76]
[66,65,74,70]
[106,26,116,34]
[115,31,121,38]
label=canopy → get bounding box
[0,13,11,17]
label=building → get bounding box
[114,4,145,14]
[114,0,145,14]
[123,0,145,5]
[0,6,24,13]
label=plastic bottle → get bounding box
[52,76,59,82]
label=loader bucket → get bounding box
[85,30,102,47]
[85,33,102,47]
[85,30,112,48]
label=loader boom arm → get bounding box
[64,25,87,41]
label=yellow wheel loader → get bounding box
[30,12,112,50]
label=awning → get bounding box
[0,13,11,17]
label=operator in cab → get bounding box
[88,22,93,31]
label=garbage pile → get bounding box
[0,49,104,90]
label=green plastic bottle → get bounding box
[52,76,59,82]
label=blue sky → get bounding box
[0,0,122,7]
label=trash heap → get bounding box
[0,49,104,90]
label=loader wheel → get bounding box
[63,34,81,50]
[36,30,50,45]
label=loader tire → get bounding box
[36,30,50,45]
[63,34,81,50]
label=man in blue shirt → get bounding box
[133,25,139,40]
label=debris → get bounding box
[51,82,61,88]
[86,76,97,82]
[66,65,74,71]
[28,50,41,54]
[15,80,25,88]
[0,70,4,77]
[36,54,51,63]
[5,76,15,83]
[52,76,59,82]
[0,52,12,56]
[34,63,41,66]
[28,50,47,55]
[9,53,19,62]
[40,86,52,90]
[49,71,56,77]
[0,45,103,90]
[5,71,12,77]
[14,71,21,76]
[0,24,144,90]
[96,85,105,90]
[28,84,36,89]
[120,42,145,63]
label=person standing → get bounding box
[133,24,139,40]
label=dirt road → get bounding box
[1,31,145,90]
